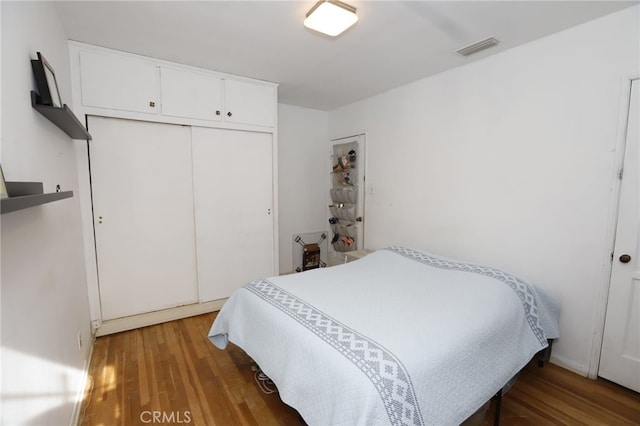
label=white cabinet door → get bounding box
[224,79,276,127]
[192,126,274,302]
[160,66,223,122]
[89,117,198,320]
[80,51,159,114]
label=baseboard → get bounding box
[95,300,226,337]
[69,333,96,426]
[549,354,589,377]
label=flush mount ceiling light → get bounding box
[304,0,358,37]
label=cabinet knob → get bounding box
[619,254,632,263]
[149,101,155,107]
[227,111,233,117]
[216,110,221,116]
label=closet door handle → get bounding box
[215,110,221,116]
[227,111,233,117]
[619,254,631,263]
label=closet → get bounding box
[90,118,274,320]
[90,117,198,320]
[71,42,278,327]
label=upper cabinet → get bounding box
[160,67,275,127]
[160,66,223,122]
[80,51,159,115]
[72,43,277,129]
[224,79,276,128]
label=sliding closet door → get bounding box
[191,126,274,302]
[89,116,198,320]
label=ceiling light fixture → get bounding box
[304,0,358,37]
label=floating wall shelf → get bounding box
[31,91,92,140]
[1,182,73,214]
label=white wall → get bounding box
[329,6,639,375]
[1,2,92,425]
[278,104,329,273]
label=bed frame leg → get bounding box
[491,340,551,426]
[493,388,502,426]
[537,339,553,368]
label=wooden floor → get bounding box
[79,312,640,426]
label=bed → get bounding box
[209,246,559,425]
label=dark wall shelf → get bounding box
[1,181,73,214]
[31,91,92,140]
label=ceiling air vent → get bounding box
[455,36,500,57]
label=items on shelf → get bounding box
[0,165,7,200]
[30,51,92,140]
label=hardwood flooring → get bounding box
[79,312,639,426]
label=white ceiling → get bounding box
[54,1,637,111]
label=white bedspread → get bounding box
[209,247,559,426]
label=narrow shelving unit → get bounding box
[1,182,73,214]
[31,91,92,140]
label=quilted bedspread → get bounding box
[209,247,559,426]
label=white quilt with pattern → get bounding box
[209,247,559,426]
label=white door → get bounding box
[191,126,275,302]
[599,79,640,392]
[89,117,198,320]
[328,134,365,266]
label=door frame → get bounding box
[589,73,640,378]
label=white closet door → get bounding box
[599,79,640,392]
[89,116,198,320]
[192,126,274,302]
